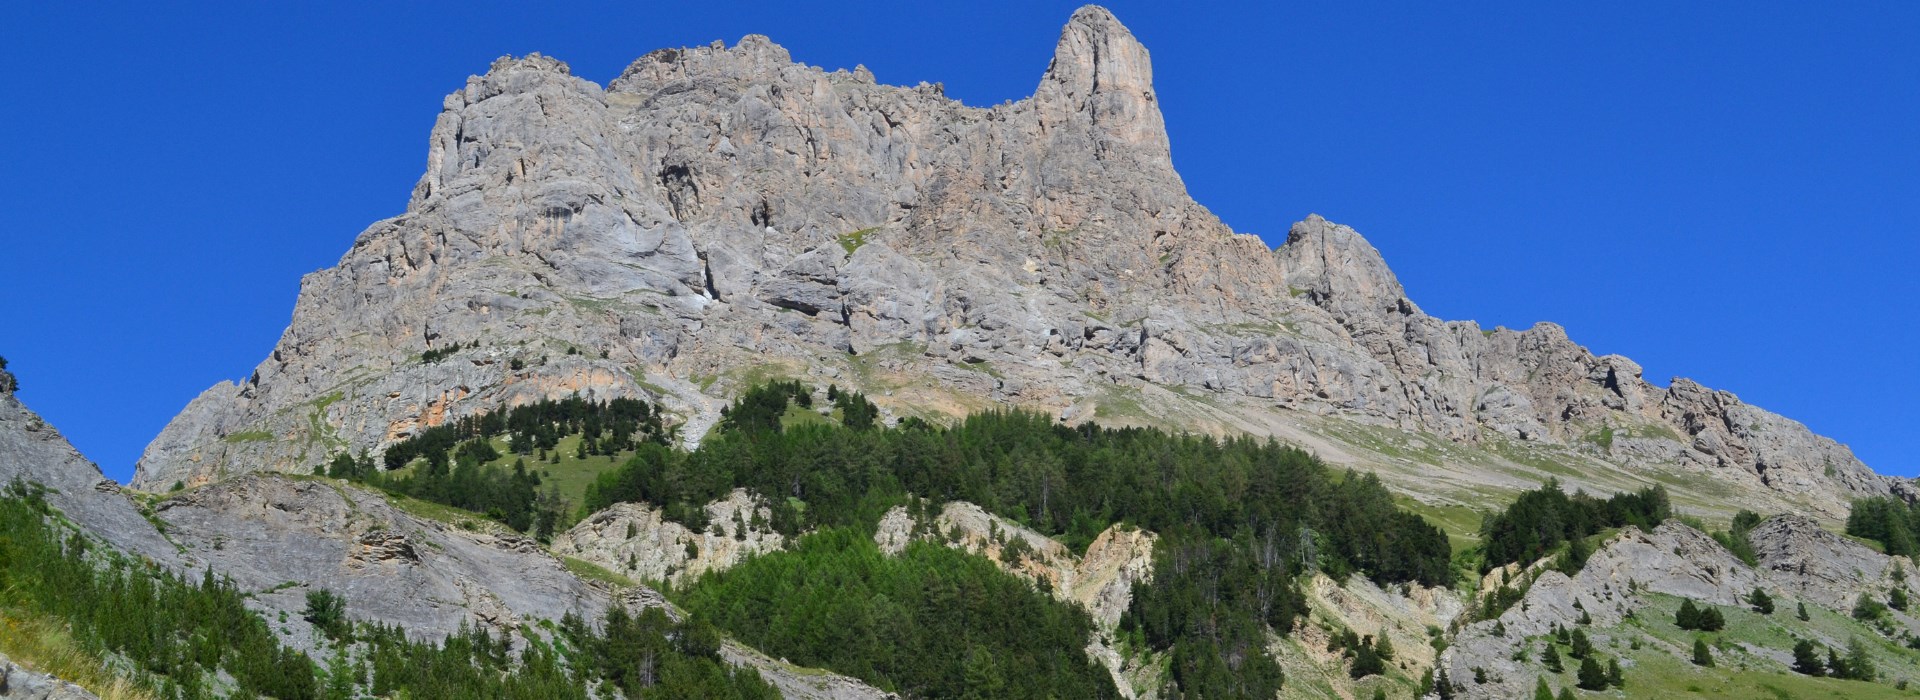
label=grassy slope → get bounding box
[0,610,152,700]
[1519,593,1920,699]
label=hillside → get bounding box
[5,5,1916,700]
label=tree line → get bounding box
[585,382,1456,698]
[1478,479,1671,573]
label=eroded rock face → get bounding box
[551,488,784,586]
[133,6,1905,526]
[1438,517,1920,699]
[1747,514,1915,610]
[151,474,611,651]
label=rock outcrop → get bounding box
[1439,517,1920,699]
[134,8,1903,526]
[0,652,98,700]
[154,474,612,651]
[551,488,784,586]
[0,393,176,564]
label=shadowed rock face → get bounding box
[133,5,1905,520]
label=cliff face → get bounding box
[133,6,1904,519]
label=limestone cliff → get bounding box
[134,6,1904,526]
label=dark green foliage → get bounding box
[384,395,665,471]
[357,396,665,538]
[1792,639,1826,676]
[1569,628,1593,659]
[716,380,813,435]
[303,588,349,640]
[1534,677,1555,700]
[587,386,1456,700]
[1692,638,1714,667]
[1749,587,1775,614]
[0,355,16,393]
[1891,587,1909,612]
[834,387,879,431]
[1797,601,1810,621]
[420,343,462,363]
[1606,657,1623,688]
[1328,629,1388,680]
[679,529,1116,699]
[1847,496,1920,558]
[1479,479,1670,572]
[0,481,320,699]
[1576,656,1608,690]
[1556,688,1574,700]
[1675,599,1725,631]
[1542,640,1563,672]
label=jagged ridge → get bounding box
[134,5,1904,524]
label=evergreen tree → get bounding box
[1843,636,1873,678]
[1676,599,1700,629]
[1533,677,1555,700]
[1692,638,1714,667]
[303,589,348,640]
[1556,689,1575,700]
[1796,601,1810,622]
[1569,629,1592,659]
[1749,587,1774,614]
[1791,640,1826,676]
[1606,657,1624,688]
[1542,641,1563,672]
[1576,656,1608,690]
[1891,587,1909,612]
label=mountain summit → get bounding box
[137,6,1904,524]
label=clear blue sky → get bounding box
[3,2,1915,481]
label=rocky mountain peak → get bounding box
[135,5,1906,526]
[1037,5,1170,168]
[1274,214,1413,319]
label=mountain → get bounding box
[130,8,1903,526]
[7,5,1910,700]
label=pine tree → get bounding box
[1692,638,1714,667]
[1697,605,1725,631]
[1607,657,1624,688]
[1569,629,1592,659]
[1796,601,1810,621]
[1791,640,1826,676]
[1375,633,1395,660]
[1576,656,1608,690]
[1676,599,1701,629]
[1542,641,1563,672]
[1534,677,1555,700]
[1556,689,1575,700]
[1750,587,1775,614]
[1435,669,1455,700]
[1844,637,1876,682]
[1891,587,1909,612]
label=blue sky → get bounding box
[2,2,1915,481]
